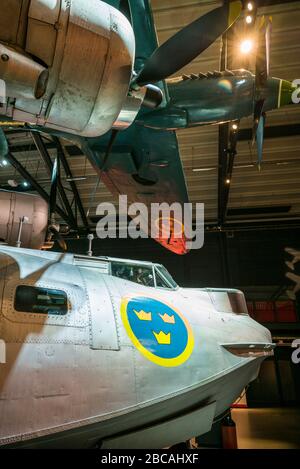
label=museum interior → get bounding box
[0,0,300,450]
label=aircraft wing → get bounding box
[83,125,190,254]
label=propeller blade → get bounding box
[135,0,242,86]
[119,0,132,24]
[252,98,265,144]
[49,226,67,252]
[256,113,266,170]
[252,16,272,161]
[255,16,272,95]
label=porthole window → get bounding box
[14,286,68,316]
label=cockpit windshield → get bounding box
[111,262,155,287]
[110,261,178,290]
[154,265,178,289]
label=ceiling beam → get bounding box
[6,151,72,226]
[31,132,78,230]
[53,137,90,230]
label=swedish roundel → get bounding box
[121,296,194,367]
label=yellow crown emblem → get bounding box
[159,313,175,324]
[153,331,171,345]
[134,309,152,321]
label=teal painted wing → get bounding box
[105,0,158,60]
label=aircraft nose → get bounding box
[221,318,275,358]
[230,315,273,344]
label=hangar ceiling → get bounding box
[153,0,300,226]
[1,0,300,233]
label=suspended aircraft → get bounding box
[0,0,297,254]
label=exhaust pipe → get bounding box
[0,44,49,100]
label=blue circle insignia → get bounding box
[121,296,194,367]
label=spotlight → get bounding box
[0,159,8,167]
[240,39,253,54]
[232,123,238,131]
[226,179,231,185]
[22,181,29,188]
[246,15,253,24]
[247,2,254,11]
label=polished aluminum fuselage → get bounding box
[0,246,273,448]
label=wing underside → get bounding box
[84,126,190,254]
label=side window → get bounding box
[14,286,68,316]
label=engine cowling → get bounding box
[0,0,137,137]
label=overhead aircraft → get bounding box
[0,0,297,254]
[0,244,274,448]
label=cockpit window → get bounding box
[155,265,178,289]
[155,269,170,289]
[111,262,155,287]
[110,261,177,290]
[15,286,68,315]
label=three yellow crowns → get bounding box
[133,309,175,345]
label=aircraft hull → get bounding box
[1,355,263,449]
[0,246,273,449]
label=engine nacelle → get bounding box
[0,190,48,249]
[0,0,138,137]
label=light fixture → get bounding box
[236,164,255,169]
[22,181,29,188]
[232,123,238,131]
[240,39,254,54]
[226,179,231,185]
[247,2,254,11]
[192,167,215,172]
[66,176,87,182]
[1,159,8,167]
[8,179,18,188]
[246,15,253,24]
